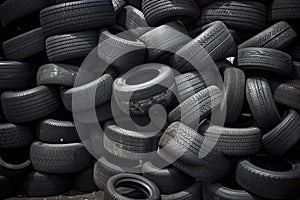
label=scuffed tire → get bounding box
[30,141,93,173]
[1,86,60,123]
[274,80,300,111]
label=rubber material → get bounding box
[268,0,300,21]
[73,168,98,192]
[0,176,16,199]
[274,80,300,111]
[0,123,33,148]
[161,181,202,200]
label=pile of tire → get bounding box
[0,0,299,199]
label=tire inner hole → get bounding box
[116,180,150,199]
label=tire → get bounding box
[203,182,259,200]
[46,30,98,62]
[197,1,267,32]
[262,109,300,156]
[73,168,98,192]
[37,63,79,87]
[1,86,60,123]
[238,21,297,49]
[236,155,300,199]
[142,0,200,27]
[104,173,161,200]
[293,61,300,79]
[0,123,33,148]
[246,78,281,133]
[0,61,35,90]
[40,0,116,37]
[139,21,190,62]
[0,155,31,177]
[268,0,300,21]
[291,39,300,61]
[129,0,142,10]
[20,171,71,197]
[112,0,126,13]
[0,176,16,199]
[61,73,113,112]
[142,161,194,194]
[30,141,93,173]
[113,63,175,115]
[158,122,232,182]
[93,156,141,190]
[175,71,208,102]
[98,30,146,74]
[170,21,236,72]
[168,86,223,128]
[274,80,300,111]
[161,181,202,200]
[237,47,293,76]
[37,119,80,144]
[2,28,45,60]
[198,121,261,157]
[0,0,54,26]
[117,5,150,38]
[220,68,245,126]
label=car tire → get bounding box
[161,181,202,200]
[73,168,98,192]
[274,80,300,111]
[0,123,33,148]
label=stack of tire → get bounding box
[0,0,299,199]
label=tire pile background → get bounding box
[0,0,299,199]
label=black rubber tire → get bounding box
[175,71,208,102]
[61,73,113,112]
[2,28,45,60]
[104,173,161,200]
[237,47,293,76]
[203,182,259,200]
[93,156,141,190]
[171,21,236,72]
[0,176,16,199]
[293,61,300,79]
[98,30,146,74]
[161,181,202,200]
[198,1,267,32]
[274,80,300,111]
[117,5,150,38]
[113,63,175,115]
[73,168,98,192]
[198,121,261,157]
[0,61,35,90]
[0,154,31,177]
[0,123,33,148]
[40,0,116,37]
[129,0,142,10]
[46,30,98,62]
[291,39,300,61]
[268,0,300,21]
[139,21,190,62]
[112,0,126,13]
[30,141,93,173]
[168,85,223,128]
[0,0,54,26]
[1,86,60,123]
[142,0,200,27]
[37,63,79,87]
[20,171,71,197]
[158,122,232,182]
[220,68,245,126]
[142,161,194,194]
[246,78,281,133]
[238,21,297,49]
[37,119,80,144]
[262,109,300,156]
[236,155,300,199]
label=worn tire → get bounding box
[37,119,80,144]
[0,61,35,90]
[2,28,45,60]
[262,109,300,156]
[40,0,116,37]
[1,86,59,123]
[274,80,300,111]
[30,141,93,173]
[161,181,202,200]
[142,0,200,26]
[236,155,300,199]
[246,78,281,133]
[37,63,79,87]
[198,1,267,31]
[98,30,146,74]
[238,21,297,49]
[268,0,300,21]
[237,47,293,76]
[0,123,33,148]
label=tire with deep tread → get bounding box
[0,123,33,148]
